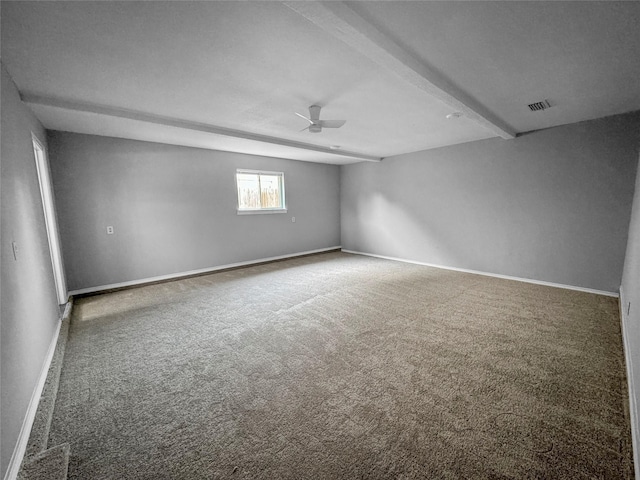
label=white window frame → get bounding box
[235,169,287,215]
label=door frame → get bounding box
[32,133,68,305]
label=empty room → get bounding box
[2,1,640,479]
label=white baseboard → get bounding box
[3,305,68,480]
[69,246,342,296]
[341,249,618,297]
[619,285,640,480]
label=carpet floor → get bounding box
[48,252,634,479]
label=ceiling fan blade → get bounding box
[299,125,311,132]
[319,120,346,128]
[295,112,313,124]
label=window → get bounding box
[236,170,286,214]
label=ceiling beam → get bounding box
[284,1,516,140]
[21,93,382,163]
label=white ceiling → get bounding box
[2,1,639,165]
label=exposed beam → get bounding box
[21,94,382,163]
[284,1,516,140]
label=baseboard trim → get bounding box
[2,302,71,480]
[69,246,342,296]
[341,249,618,297]
[619,285,640,480]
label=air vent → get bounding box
[528,100,551,112]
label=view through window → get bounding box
[236,170,285,212]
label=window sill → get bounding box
[237,208,288,215]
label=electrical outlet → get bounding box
[106,226,114,235]
[291,217,296,223]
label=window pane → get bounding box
[237,173,260,209]
[259,174,282,209]
[236,170,285,212]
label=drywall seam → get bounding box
[342,249,619,297]
[69,246,341,296]
[3,316,63,480]
[619,285,640,480]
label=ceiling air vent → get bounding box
[528,99,551,112]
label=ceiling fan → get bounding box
[296,105,346,133]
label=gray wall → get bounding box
[0,64,62,478]
[341,112,640,293]
[47,132,341,292]
[341,114,640,292]
[621,151,640,479]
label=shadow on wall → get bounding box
[10,174,58,316]
[356,192,475,268]
[350,184,578,284]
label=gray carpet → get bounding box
[48,252,634,479]
[18,444,70,480]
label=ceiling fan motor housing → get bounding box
[310,124,322,133]
[309,105,322,120]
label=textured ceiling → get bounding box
[2,1,639,164]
